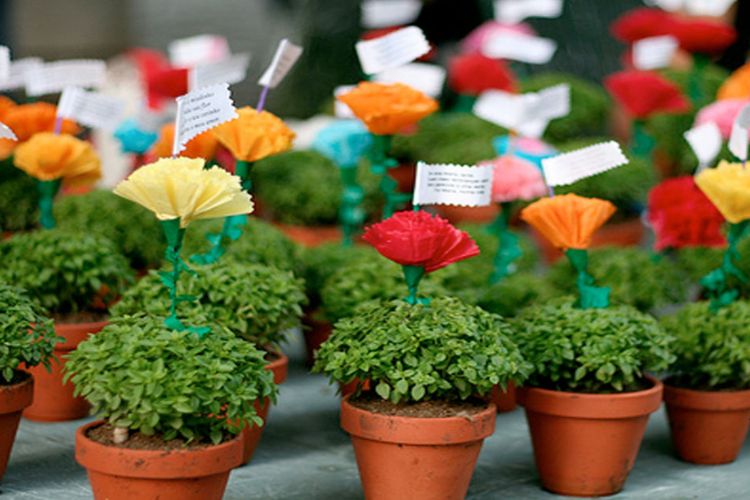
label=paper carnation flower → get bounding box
[14,132,101,187]
[150,123,219,160]
[493,135,557,169]
[521,194,616,250]
[362,210,479,273]
[695,161,750,224]
[461,21,535,54]
[670,18,736,55]
[0,103,79,159]
[212,106,295,162]
[337,82,439,136]
[611,8,672,43]
[448,53,516,96]
[718,63,750,101]
[312,119,372,168]
[483,156,547,203]
[604,70,689,119]
[694,99,750,139]
[113,157,253,227]
[648,176,726,251]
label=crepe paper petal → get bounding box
[337,82,439,136]
[718,63,750,101]
[212,106,295,162]
[0,95,16,120]
[312,119,372,168]
[520,194,616,250]
[482,155,547,203]
[14,132,101,185]
[0,102,79,159]
[604,70,690,120]
[448,53,517,96]
[610,8,673,44]
[694,99,750,140]
[492,135,557,169]
[670,18,736,55]
[695,161,750,224]
[115,118,159,155]
[150,123,219,160]
[146,66,188,109]
[113,157,253,228]
[461,21,535,54]
[647,176,726,251]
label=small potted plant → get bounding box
[0,163,38,236]
[314,210,529,500]
[0,284,59,480]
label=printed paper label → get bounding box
[542,141,629,187]
[190,53,250,90]
[169,35,230,68]
[25,59,106,96]
[729,103,750,162]
[0,46,9,81]
[172,82,237,156]
[0,57,42,92]
[633,36,678,71]
[0,121,16,141]
[413,162,493,207]
[361,0,422,29]
[258,39,303,89]
[374,63,446,97]
[356,26,430,75]
[684,121,722,169]
[494,0,563,24]
[482,33,556,64]
[57,87,125,131]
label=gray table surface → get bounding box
[3,332,749,499]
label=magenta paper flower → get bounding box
[460,21,535,54]
[694,99,750,139]
[483,156,547,203]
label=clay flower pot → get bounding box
[274,223,342,248]
[0,374,33,480]
[664,384,750,465]
[240,351,288,465]
[301,308,332,366]
[24,320,107,422]
[76,420,242,500]
[489,382,517,413]
[340,396,496,500]
[436,204,500,224]
[518,377,663,497]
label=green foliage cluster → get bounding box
[515,300,674,393]
[299,243,376,305]
[674,247,725,283]
[0,158,38,232]
[314,297,530,403]
[112,260,306,348]
[662,301,750,390]
[0,229,134,315]
[66,314,276,444]
[462,272,557,318]
[0,284,60,383]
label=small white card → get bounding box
[684,121,722,170]
[190,53,250,91]
[0,57,42,92]
[361,0,422,29]
[494,0,563,24]
[482,32,557,64]
[413,161,493,207]
[172,82,237,156]
[729,103,750,162]
[57,87,125,131]
[0,121,16,141]
[0,46,9,81]
[258,39,303,89]
[646,0,736,16]
[25,59,106,96]
[356,26,430,75]
[334,85,357,118]
[374,63,445,97]
[633,36,678,71]
[168,34,230,68]
[542,141,629,187]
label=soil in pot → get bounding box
[341,394,496,500]
[518,377,663,497]
[664,382,750,465]
[76,420,242,500]
[0,372,34,480]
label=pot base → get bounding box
[0,375,34,480]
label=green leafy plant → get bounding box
[661,301,750,390]
[112,260,306,348]
[54,190,165,270]
[65,314,276,444]
[313,296,530,402]
[515,299,674,393]
[0,284,61,383]
[675,247,725,283]
[0,229,134,317]
[0,158,38,232]
[300,242,377,307]
[460,272,557,318]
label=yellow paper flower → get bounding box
[13,132,101,187]
[695,161,750,224]
[212,106,295,162]
[113,157,254,227]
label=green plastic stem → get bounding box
[489,201,522,283]
[701,220,749,311]
[565,248,610,309]
[402,265,429,305]
[37,179,61,229]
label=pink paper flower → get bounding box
[461,21,536,54]
[694,99,750,139]
[483,156,548,203]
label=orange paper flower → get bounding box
[149,123,219,160]
[14,132,101,187]
[718,63,750,101]
[0,96,16,120]
[337,82,439,135]
[0,102,79,159]
[520,194,616,250]
[212,106,295,162]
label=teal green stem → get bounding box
[453,94,477,113]
[489,201,522,283]
[37,179,62,229]
[632,120,655,159]
[688,54,709,105]
[701,221,749,311]
[565,249,610,309]
[402,265,429,305]
[339,165,364,246]
[368,134,408,219]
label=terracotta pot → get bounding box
[340,396,496,500]
[339,378,370,397]
[0,374,33,480]
[24,320,107,422]
[240,352,288,465]
[301,309,332,366]
[76,420,242,500]
[274,224,341,248]
[489,382,517,413]
[388,162,416,193]
[518,377,663,497]
[436,204,500,224]
[532,218,645,263]
[664,384,750,465]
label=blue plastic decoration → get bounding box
[493,135,557,170]
[114,119,159,155]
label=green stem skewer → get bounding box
[402,265,429,305]
[489,201,522,283]
[369,134,408,219]
[565,248,610,310]
[701,220,749,310]
[339,165,365,246]
[37,179,62,229]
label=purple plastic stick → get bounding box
[256,85,270,112]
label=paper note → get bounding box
[684,122,722,170]
[25,59,106,96]
[172,82,237,156]
[374,63,446,97]
[356,26,430,75]
[169,34,230,68]
[361,0,422,28]
[0,121,16,141]
[0,57,42,92]
[729,103,750,162]
[57,87,125,131]
[482,33,557,64]
[633,36,678,71]
[0,46,9,81]
[334,85,356,118]
[494,0,563,23]
[258,39,303,89]
[190,53,250,90]
[645,0,735,16]
[542,141,629,187]
[413,162,493,207]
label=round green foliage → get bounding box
[0,284,60,383]
[54,190,165,270]
[521,72,610,144]
[0,159,38,232]
[0,229,134,316]
[515,300,674,393]
[313,297,530,403]
[547,247,687,312]
[461,272,557,318]
[662,301,750,390]
[66,314,277,444]
[674,247,724,283]
[299,243,377,305]
[112,260,306,348]
[660,65,728,109]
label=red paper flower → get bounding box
[604,70,690,119]
[448,53,516,96]
[611,8,673,43]
[647,176,726,251]
[146,67,188,108]
[670,18,736,55]
[362,210,479,273]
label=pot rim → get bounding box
[265,350,288,385]
[0,372,34,414]
[340,395,496,445]
[54,320,109,350]
[663,383,750,411]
